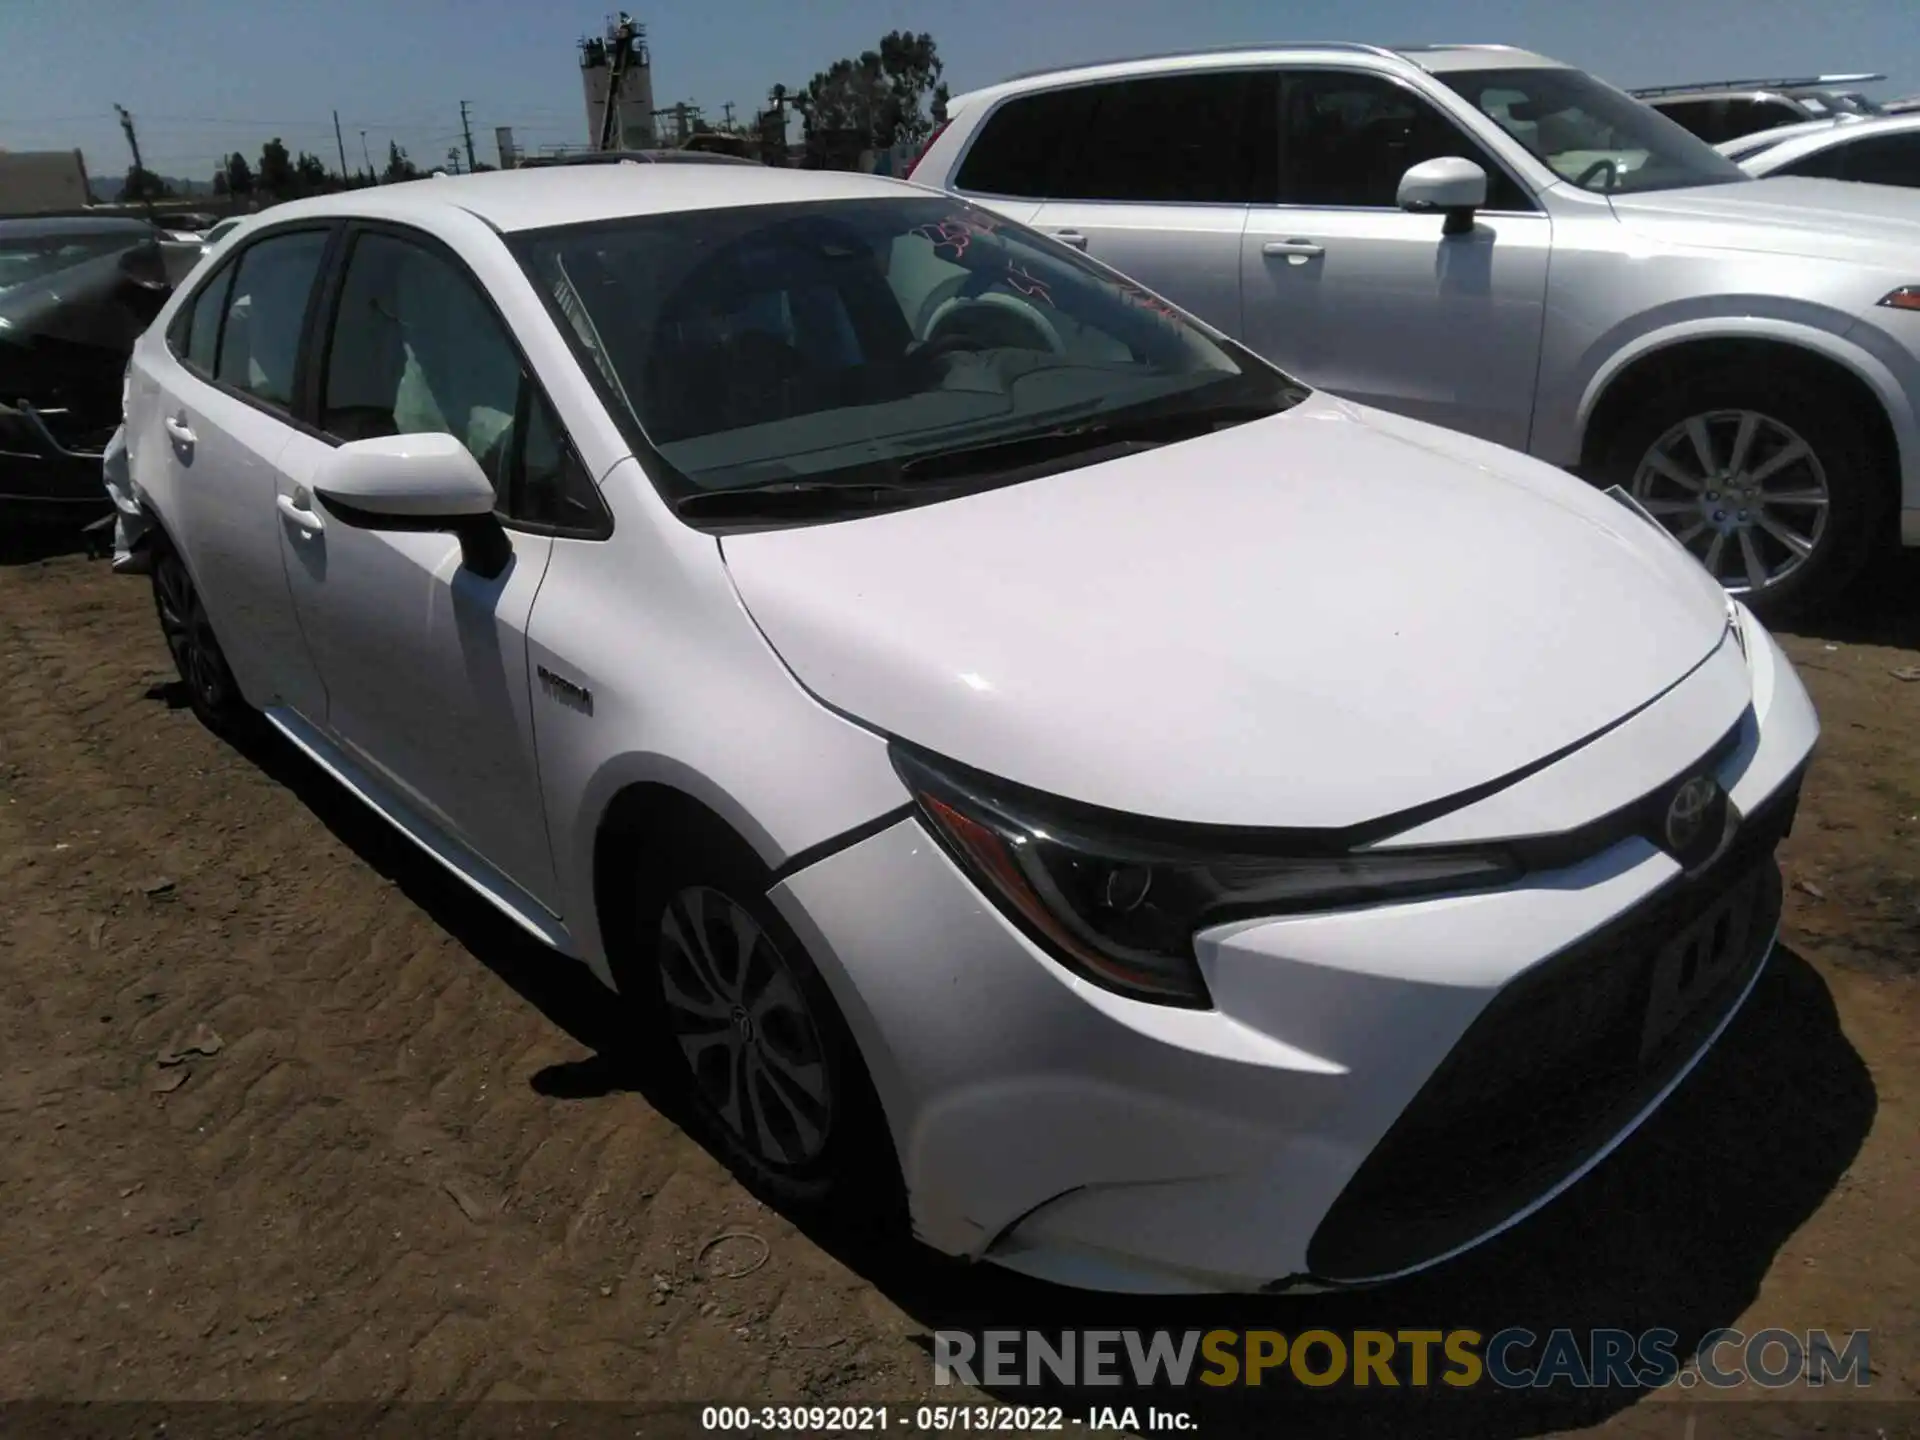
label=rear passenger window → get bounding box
[182,264,233,375]
[1051,73,1274,204]
[954,87,1098,197]
[215,230,328,410]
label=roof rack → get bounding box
[1629,73,1885,99]
[998,41,1405,86]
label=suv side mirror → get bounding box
[312,432,512,577]
[1398,157,1488,237]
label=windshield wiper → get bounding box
[673,480,933,520]
[897,402,1282,483]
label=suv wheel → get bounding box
[151,537,248,732]
[623,828,900,1219]
[1596,368,1883,616]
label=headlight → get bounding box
[892,745,1520,1008]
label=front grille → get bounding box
[1303,780,1798,1283]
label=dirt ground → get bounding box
[0,539,1914,1439]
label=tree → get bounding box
[212,170,229,198]
[224,152,255,196]
[121,166,171,202]
[796,30,945,169]
[876,30,947,147]
[382,140,419,184]
[257,137,294,198]
[292,150,330,195]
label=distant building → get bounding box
[0,149,92,216]
[580,16,656,149]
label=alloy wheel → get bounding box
[154,555,224,710]
[1629,409,1830,595]
[656,885,836,1168]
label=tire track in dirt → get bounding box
[0,557,928,1401]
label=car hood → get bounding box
[719,393,1734,829]
[1609,176,1920,264]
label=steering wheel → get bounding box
[920,293,1067,358]
[1574,157,1619,191]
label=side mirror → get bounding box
[312,433,511,577]
[118,241,172,291]
[1398,157,1488,237]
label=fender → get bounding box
[562,747,909,991]
[1566,316,1920,516]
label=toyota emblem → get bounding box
[1664,775,1720,857]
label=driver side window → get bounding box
[1278,71,1532,211]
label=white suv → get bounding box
[911,42,1920,613]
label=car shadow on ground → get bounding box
[1785,547,1920,652]
[189,709,1880,1439]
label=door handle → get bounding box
[276,492,323,534]
[1052,230,1089,249]
[163,415,197,444]
[1262,239,1325,258]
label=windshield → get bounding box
[0,229,149,294]
[510,196,1304,514]
[1440,68,1751,194]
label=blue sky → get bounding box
[2,0,1915,183]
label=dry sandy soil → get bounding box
[0,539,1914,1439]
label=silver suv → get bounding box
[911,43,1920,613]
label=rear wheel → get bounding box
[150,537,249,733]
[1595,367,1886,617]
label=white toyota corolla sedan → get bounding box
[119,165,1817,1294]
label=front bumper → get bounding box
[0,400,115,524]
[769,617,1818,1293]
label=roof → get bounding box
[1713,116,1855,159]
[948,42,1565,112]
[245,165,923,235]
[518,148,757,167]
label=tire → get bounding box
[617,824,902,1223]
[1594,365,1887,618]
[149,534,250,734]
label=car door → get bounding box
[275,223,582,911]
[1019,71,1275,340]
[134,226,334,718]
[1240,69,1552,450]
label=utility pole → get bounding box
[597,13,639,150]
[459,100,477,172]
[333,109,351,183]
[113,103,156,221]
[359,130,373,179]
[722,101,736,131]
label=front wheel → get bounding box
[622,829,901,1221]
[1595,369,1885,617]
